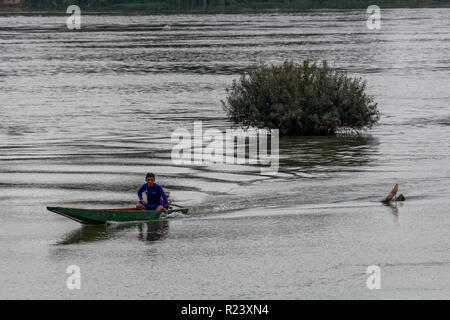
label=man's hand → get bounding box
[163,208,168,214]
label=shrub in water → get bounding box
[222,60,380,135]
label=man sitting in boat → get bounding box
[136,173,168,214]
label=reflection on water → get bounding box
[137,220,169,242]
[279,135,379,172]
[56,221,169,245]
[382,201,405,218]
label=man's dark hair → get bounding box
[146,172,155,179]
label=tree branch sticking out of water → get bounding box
[222,60,380,136]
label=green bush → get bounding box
[222,60,380,135]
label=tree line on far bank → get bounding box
[20,0,450,10]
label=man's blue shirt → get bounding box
[138,183,167,208]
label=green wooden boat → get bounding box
[47,206,189,225]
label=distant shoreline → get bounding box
[1,0,450,15]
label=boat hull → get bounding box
[47,206,189,225]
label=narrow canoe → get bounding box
[47,206,189,225]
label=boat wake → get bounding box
[163,211,190,219]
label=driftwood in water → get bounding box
[382,184,398,203]
[381,184,406,202]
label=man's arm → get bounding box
[137,184,146,202]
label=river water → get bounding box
[0,9,449,299]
